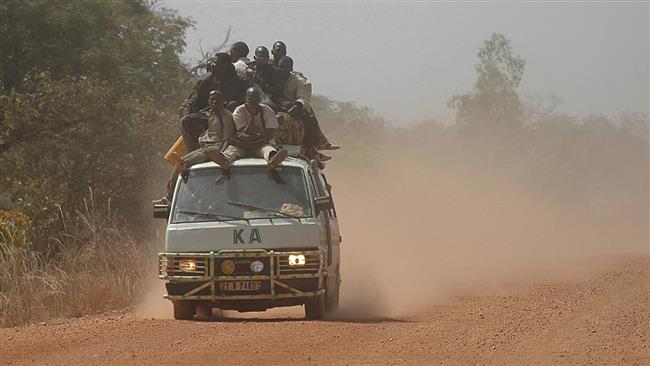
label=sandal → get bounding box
[152,197,170,205]
[268,149,288,170]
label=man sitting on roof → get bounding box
[154,90,235,205]
[230,41,251,80]
[275,56,339,160]
[270,41,287,66]
[210,87,288,171]
[181,53,247,115]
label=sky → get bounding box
[161,1,649,125]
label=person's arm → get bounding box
[187,78,211,113]
[222,110,235,140]
[232,106,248,132]
[294,75,312,109]
[263,106,279,143]
[286,74,312,117]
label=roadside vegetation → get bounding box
[0,1,647,327]
[0,0,192,327]
[0,192,150,326]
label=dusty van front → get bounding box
[155,158,339,320]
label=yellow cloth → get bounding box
[163,136,187,166]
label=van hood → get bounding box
[165,218,323,252]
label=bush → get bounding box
[0,192,155,328]
[0,210,29,248]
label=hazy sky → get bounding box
[162,1,649,125]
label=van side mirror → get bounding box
[314,196,333,212]
[153,204,170,219]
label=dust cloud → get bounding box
[327,136,649,318]
[137,127,648,320]
[136,280,172,319]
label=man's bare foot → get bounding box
[316,142,340,151]
[268,149,288,170]
[315,152,332,162]
[206,150,230,170]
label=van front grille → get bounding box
[159,250,325,278]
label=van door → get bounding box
[320,173,341,279]
[311,169,341,296]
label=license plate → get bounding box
[219,281,262,291]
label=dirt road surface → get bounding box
[1,256,648,366]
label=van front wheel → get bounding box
[196,305,213,321]
[304,294,325,320]
[326,283,340,312]
[173,301,195,320]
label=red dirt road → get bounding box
[1,256,648,366]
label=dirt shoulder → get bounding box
[1,256,648,366]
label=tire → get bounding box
[304,294,326,320]
[213,308,224,320]
[196,305,213,321]
[326,282,340,313]
[173,301,195,320]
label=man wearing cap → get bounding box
[270,41,287,66]
[209,88,288,170]
[230,41,251,80]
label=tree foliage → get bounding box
[0,0,193,246]
[448,33,526,133]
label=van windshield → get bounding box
[171,166,312,223]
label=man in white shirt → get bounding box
[230,41,251,80]
[210,88,288,170]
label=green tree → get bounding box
[448,33,526,134]
[0,0,193,246]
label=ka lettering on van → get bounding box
[233,228,262,244]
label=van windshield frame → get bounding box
[170,166,313,224]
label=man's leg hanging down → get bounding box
[180,114,208,152]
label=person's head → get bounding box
[207,52,233,77]
[244,87,261,110]
[229,41,249,62]
[209,90,224,110]
[254,46,270,66]
[277,56,294,80]
[271,41,287,64]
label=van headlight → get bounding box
[288,254,306,266]
[179,260,198,272]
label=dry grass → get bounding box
[0,192,155,328]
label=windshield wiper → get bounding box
[226,201,302,219]
[178,210,245,221]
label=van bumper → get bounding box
[158,249,326,303]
